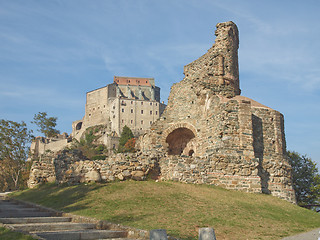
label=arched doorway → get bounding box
[166,128,195,155]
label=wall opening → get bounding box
[188,150,194,156]
[166,128,195,155]
[76,122,83,130]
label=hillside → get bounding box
[11,181,320,240]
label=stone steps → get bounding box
[0,197,133,240]
[0,216,72,224]
[0,211,54,218]
[34,229,128,240]
[7,222,97,232]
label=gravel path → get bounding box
[282,228,320,240]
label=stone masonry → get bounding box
[138,21,295,202]
[28,21,296,203]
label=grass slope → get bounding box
[0,226,35,240]
[11,181,320,240]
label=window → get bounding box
[131,120,133,124]
[122,109,124,112]
[156,111,158,115]
[131,101,133,104]
[113,106,115,109]
[150,111,152,115]
[122,120,124,123]
[141,120,143,124]
[141,102,143,105]
[156,103,157,106]
[141,110,144,114]
[150,121,152,125]
[150,102,152,105]
[131,109,133,113]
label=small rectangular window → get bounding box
[122,109,124,112]
[150,102,152,105]
[141,110,143,114]
[141,120,143,124]
[156,111,158,115]
[141,102,143,105]
[150,111,152,115]
[131,120,133,124]
[150,121,152,125]
[131,109,133,113]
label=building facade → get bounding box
[72,76,165,140]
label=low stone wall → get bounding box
[159,155,261,193]
[28,150,160,189]
[28,149,296,203]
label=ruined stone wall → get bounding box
[28,150,160,189]
[28,148,295,203]
[138,21,295,203]
[28,21,296,204]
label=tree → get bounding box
[118,125,134,153]
[0,119,33,190]
[31,112,60,138]
[124,138,136,153]
[287,151,320,206]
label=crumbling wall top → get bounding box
[184,21,240,98]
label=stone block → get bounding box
[199,227,216,240]
[150,229,167,240]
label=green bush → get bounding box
[92,155,106,160]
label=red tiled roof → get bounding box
[114,76,152,87]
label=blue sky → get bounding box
[1,0,320,168]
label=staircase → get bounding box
[0,195,131,240]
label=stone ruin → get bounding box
[28,21,296,203]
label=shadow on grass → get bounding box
[11,183,105,212]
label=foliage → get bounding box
[11,181,320,240]
[0,226,36,240]
[0,119,32,191]
[118,125,134,153]
[91,155,107,160]
[72,126,107,160]
[124,138,136,153]
[84,130,95,145]
[31,112,60,138]
[287,151,320,205]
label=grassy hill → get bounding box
[10,181,320,240]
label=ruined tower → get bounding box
[139,21,296,203]
[184,21,240,97]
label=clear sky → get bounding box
[1,0,319,168]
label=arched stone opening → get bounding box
[166,128,195,155]
[76,122,83,130]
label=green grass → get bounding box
[0,226,35,240]
[10,181,320,240]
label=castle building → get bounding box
[72,76,166,141]
[30,76,166,156]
